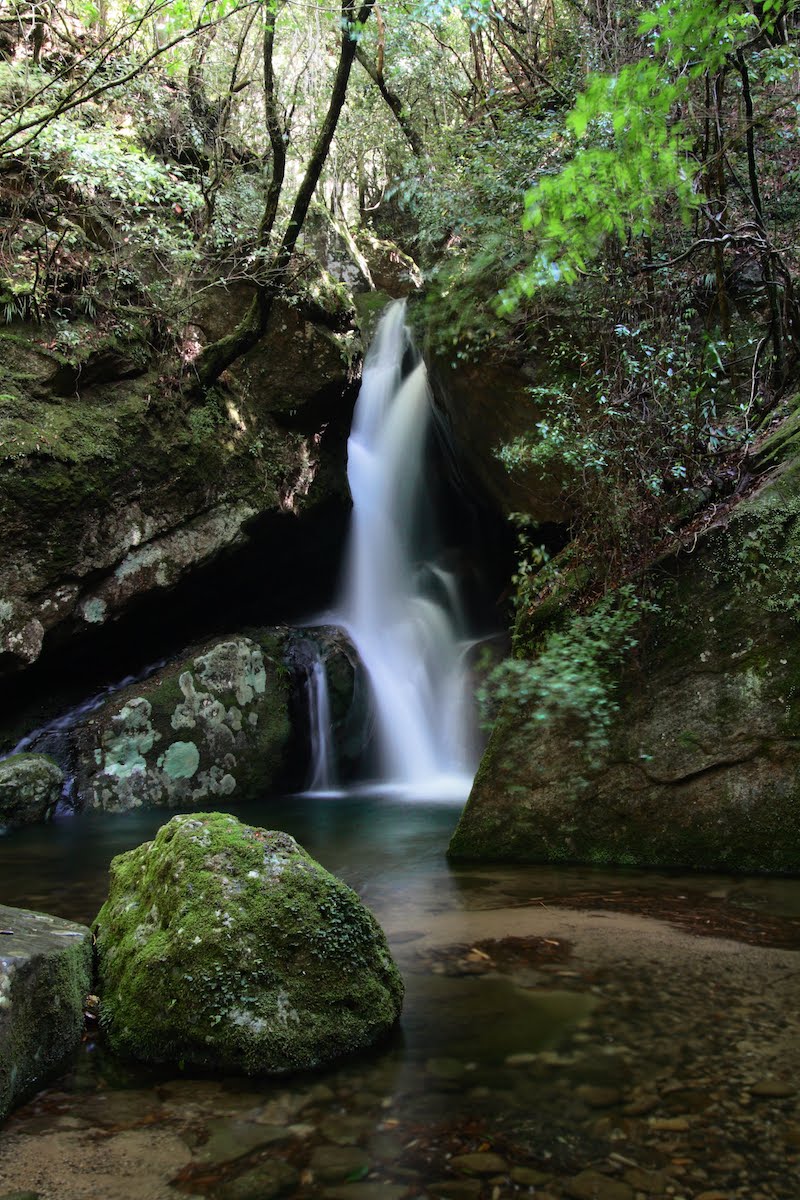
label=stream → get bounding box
[0,792,799,1200]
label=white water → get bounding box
[305,650,336,794]
[327,300,476,801]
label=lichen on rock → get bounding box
[76,635,291,813]
[0,754,63,832]
[93,812,404,1073]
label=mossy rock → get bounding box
[0,904,92,1123]
[74,635,291,813]
[452,443,800,872]
[0,299,356,675]
[0,753,63,832]
[93,813,404,1073]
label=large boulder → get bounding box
[0,904,92,1123]
[450,426,800,872]
[0,285,358,677]
[93,813,404,1073]
[0,754,63,831]
[72,634,291,813]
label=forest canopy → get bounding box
[0,0,798,565]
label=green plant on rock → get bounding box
[499,319,742,575]
[479,585,655,760]
[725,490,800,618]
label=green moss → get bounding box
[93,813,404,1073]
[0,905,92,1123]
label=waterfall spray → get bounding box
[328,300,477,800]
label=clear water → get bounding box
[0,796,799,1199]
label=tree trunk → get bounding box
[191,0,375,391]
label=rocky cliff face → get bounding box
[451,412,800,873]
[0,291,359,676]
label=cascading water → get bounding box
[304,646,336,794]
[321,299,477,800]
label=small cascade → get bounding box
[2,656,168,805]
[329,300,477,800]
[304,648,337,794]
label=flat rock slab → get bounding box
[0,904,92,1123]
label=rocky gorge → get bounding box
[1,0,799,1192]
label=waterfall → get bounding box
[304,648,337,794]
[330,300,476,800]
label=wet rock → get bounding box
[368,1132,406,1161]
[0,755,62,831]
[73,634,292,813]
[449,1153,508,1176]
[505,1053,539,1067]
[510,1167,552,1186]
[428,1184,482,1200]
[564,1170,634,1200]
[575,1085,622,1108]
[0,295,356,677]
[309,1145,373,1182]
[320,1114,374,1146]
[0,904,91,1122]
[749,1079,795,1098]
[648,1116,690,1132]
[622,1166,674,1193]
[94,813,403,1073]
[426,1058,468,1081]
[449,428,800,873]
[304,1083,336,1106]
[622,1094,660,1117]
[191,1118,290,1162]
[323,1187,408,1200]
[213,1159,298,1200]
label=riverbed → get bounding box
[0,793,798,1200]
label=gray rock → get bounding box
[324,1188,407,1200]
[310,1145,373,1183]
[0,904,91,1123]
[428,1183,482,1200]
[564,1171,634,1200]
[319,1113,374,1145]
[0,755,63,831]
[750,1079,795,1098]
[213,1160,298,1200]
[190,1118,290,1162]
[449,1153,508,1176]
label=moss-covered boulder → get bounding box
[0,904,92,1123]
[73,635,291,813]
[450,434,800,873]
[0,754,63,832]
[93,813,404,1073]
